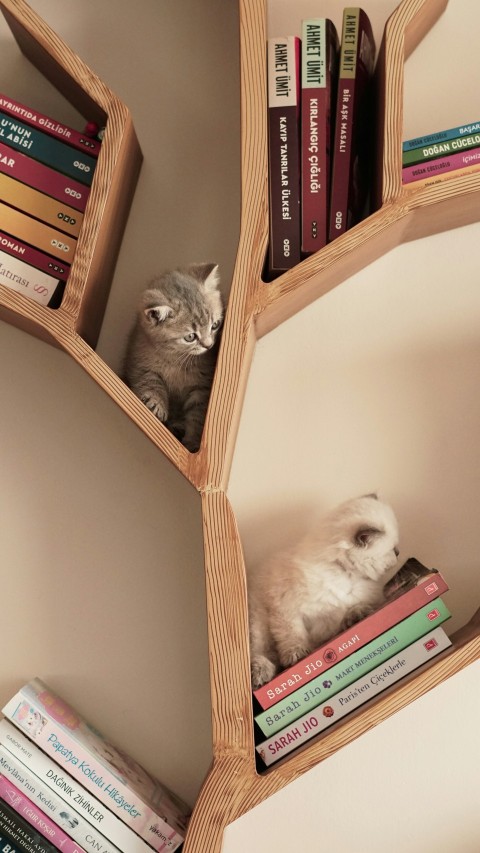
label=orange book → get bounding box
[0,171,83,236]
[0,201,76,262]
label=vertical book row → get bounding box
[267,6,480,279]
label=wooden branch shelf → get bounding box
[0,1,478,851]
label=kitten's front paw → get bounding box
[141,394,168,422]
[279,644,311,668]
[342,605,375,630]
[251,655,277,689]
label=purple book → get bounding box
[328,7,376,241]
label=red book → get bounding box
[0,229,70,281]
[267,35,301,277]
[328,7,376,241]
[301,18,339,254]
[253,559,448,710]
[0,140,90,212]
[0,92,101,157]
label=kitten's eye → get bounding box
[184,332,197,343]
[211,319,221,331]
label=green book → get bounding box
[0,112,96,185]
[402,131,480,166]
[254,598,450,736]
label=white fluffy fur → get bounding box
[248,494,400,689]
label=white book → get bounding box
[0,250,60,305]
[257,627,452,767]
[0,745,117,853]
[0,719,153,853]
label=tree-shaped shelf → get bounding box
[0,1,478,852]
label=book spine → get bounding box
[256,626,452,767]
[402,147,480,183]
[328,7,375,241]
[0,796,58,853]
[0,724,152,853]
[0,833,23,853]
[0,775,87,853]
[402,119,480,151]
[0,140,91,212]
[267,36,301,275]
[0,748,122,853]
[0,114,96,186]
[402,132,480,166]
[0,716,182,853]
[0,250,62,307]
[0,231,70,281]
[254,598,450,736]
[301,19,338,254]
[402,163,480,191]
[328,8,359,240]
[0,172,83,237]
[0,202,76,263]
[0,94,101,157]
[253,572,449,709]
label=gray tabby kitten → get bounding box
[124,263,223,452]
[248,494,400,689]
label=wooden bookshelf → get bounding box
[0,1,478,851]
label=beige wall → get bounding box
[0,0,241,808]
[0,0,478,849]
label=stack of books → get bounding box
[253,558,452,770]
[402,120,480,189]
[267,7,376,277]
[0,92,101,309]
[0,679,190,853]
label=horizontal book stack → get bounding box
[402,120,480,189]
[253,558,452,769]
[266,7,377,278]
[0,93,101,309]
[0,679,190,853]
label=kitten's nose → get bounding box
[394,547,400,557]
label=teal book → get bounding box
[0,113,96,185]
[254,598,450,736]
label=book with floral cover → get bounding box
[2,679,190,853]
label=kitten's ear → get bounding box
[144,305,172,325]
[141,289,173,325]
[190,263,220,291]
[355,527,382,548]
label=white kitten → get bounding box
[248,494,400,689]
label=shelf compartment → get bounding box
[0,0,142,350]
[0,2,478,852]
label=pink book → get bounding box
[0,93,101,157]
[253,560,449,710]
[0,774,86,853]
[2,679,190,853]
[402,146,480,183]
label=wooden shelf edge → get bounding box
[184,610,480,853]
[0,0,143,349]
[381,0,449,204]
[255,203,410,338]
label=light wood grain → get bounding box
[0,1,478,852]
[0,0,143,349]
